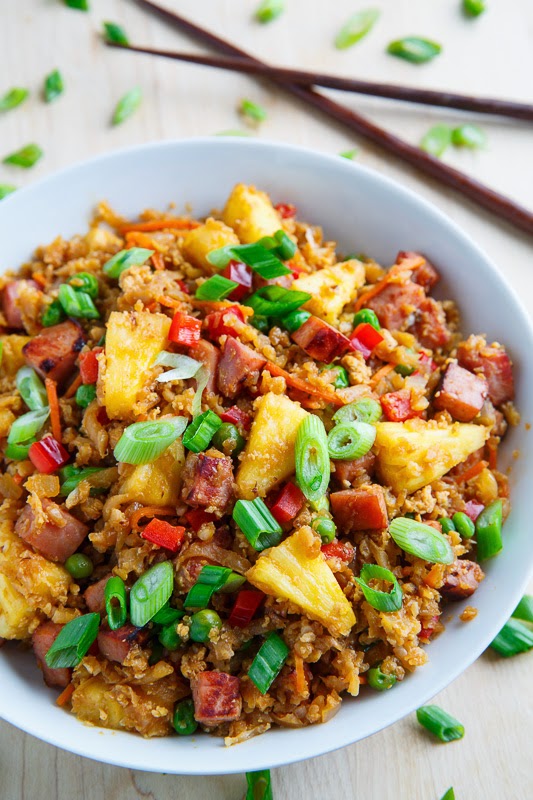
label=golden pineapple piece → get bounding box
[0,407,15,438]
[71,676,126,729]
[119,439,185,506]
[182,217,239,272]
[236,392,307,500]
[101,311,170,419]
[222,183,282,243]
[0,334,31,376]
[374,418,489,494]
[292,259,365,325]
[247,527,356,637]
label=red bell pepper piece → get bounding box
[140,518,185,553]
[222,260,253,302]
[419,615,440,642]
[177,279,190,294]
[79,347,103,385]
[380,389,422,422]
[228,590,265,628]
[463,500,485,522]
[29,436,69,473]
[418,351,437,374]
[219,406,252,430]
[270,482,306,524]
[184,509,216,532]
[274,202,297,219]
[349,322,384,359]
[205,305,245,339]
[169,312,202,346]
[321,540,353,562]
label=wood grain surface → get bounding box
[1,2,532,798]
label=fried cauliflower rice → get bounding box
[0,183,516,745]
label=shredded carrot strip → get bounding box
[358,674,367,685]
[125,231,163,251]
[156,295,182,309]
[32,272,47,288]
[354,257,423,312]
[370,363,395,389]
[151,252,165,271]
[455,459,488,484]
[64,373,83,399]
[145,301,159,313]
[56,683,75,707]
[264,362,345,406]
[45,378,62,442]
[294,655,307,695]
[119,218,200,234]
[129,506,175,531]
[487,443,498,470]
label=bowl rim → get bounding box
[1,136,532,774]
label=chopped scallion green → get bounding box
[103,21,130,46]
[255,0,284,24]
[195,274,239,301]
[44,70,64,103]
[240,98,267,123]
[0,87,29,112]
[7,408,50,446]
[248,632,289,693]
[295,414,330,502]
[112,86,142,126]
[512,594,533,624]
[416,705,465,742]
[244,285,311,318]
[233,498,283,551]
[335,9,380,50]
[3,144,43,168]
[58,284,100,319]
[103,247,154,279]
[45,613,100,668]
[355,564,403,612]
[0,184,16,200]
[114,417,188,464]
[246,770,273,800]
[339,149,358,160]
[129,561,174,627]
[16,367,48,411]
[451,124,487,149]
[463,0,486,17]
[332,396,381,425]
[64,0,89,9]
[490,618,533,657]
[182,409,222,453]
[387,37,442,64]
[327,421,376,460]
[389,517,454,564]
[105,576,128,630]
[420,124,452,158]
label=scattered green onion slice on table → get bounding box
[420,124,452,158]
[332,396,382,425]
[255,0,284,24]
[0,185,16,200]
[184,565,233,610]
[295,414,330,502]
[353,308,380,330]
[387,37,442,64]
[16,367,48,410]
[104,576,128,630]
[195,274,239,301]
[334,9,380,50]
[463,0,486,17]
[44,69,64,103]
[114,417,188,464]
[248,632,289,694]
[58,284,100,319]
[42,299,66,326]
[339,149,358,160]
[233,498,283,551]
[183,409,222,452]
[355,564,403,612]
[64,0,89,9]
[452,511,475,539]
[65,553,94,580]
[312,516,336,543]
[45,613,100,668]
[512,594,533,624]
[440,789,455,800]
[327,421,376,460]
[244,286,311,317]
[240,98,267,123]
[0,87,29,112]
[367,664,397,690]
[173,698,198,735]
[3,144,43,168]
[7,408,50,445]
[189,609,223,642]
[130,561,174,627]
[68,271,99,299]
[389,518,454,564]
[246,770,273,800]
[103,21,130,46]
[416,705,465,742]
[59,465,104,496]
[475,499,503,560]
[112,86,142,125]
[451,124,487,149]
[103,247,154,279]
[490,618,533,657]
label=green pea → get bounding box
[353,308,380,331]
[173,698,198,736]
[250,314,270,333]
[452,511,475,539]
[367,664,397,691]
[75,383,97,408]
[394,364,416,377]
[68,272,99,299]
[322,364,349,389]
[158,623,181,651]
[281,309,311,333]
[42,299,66,327]
[211,422,246,457]
[189,609,222,643]
[64,553,93,579]
[312,517,336,544]
[438,517,456,535]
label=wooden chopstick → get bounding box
[128,0,533,238]
[107,41,533,123]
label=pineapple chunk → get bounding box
[0,407,15,438]
[374,418,489,494]
[236,392,307,500]
[222,183,282,244]
[0,334,31,376]
[292,259,365,325]
[119,439,185,506]
[71,676,126,729]
[247,527,356,637]
[182,217,239,272]
[101,311,170,419]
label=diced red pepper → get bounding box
[96,407,110,425]
[380,389,422,422]
[274,202,297,219]
[349,322,384,359]
[463,500,485,522]
[141,518,185,553]
[321,540,353,562]
[205,305,245,339]
[169,312,202,346]
[222,260,253,302]
[184,509,216,532]
[228,590,265,628]
[219,406,252,430]
[270,482,306,524]
[418,351,437,373]
[419,615,440,642]
[79,347,103,385]
[29,436,69,473]
[177,279,190,294]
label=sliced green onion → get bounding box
[44,70,64,103]
[339,149,358,160]
[114,417,188,464]
[5,440,36,460]
[173,698,198,736]
[312,516,336,544]
[103,247,154,279]
[248,632,289,694]
[420,124,452,158]
[490,618,533,658]
[0,87,29,112]
[103,21,130,46]
[440,789,455,800]
[246,770,273,800]
[192,365,210,417]
[68,272,99,299]
[154,351,201,379]
[104,576,128,630]
[64,0,89,9]
[327,421,376,460]
[250,315,271,333]
[195,274,238,301]
[189,609,222,642]
[112,86,142,126]
[323,364,349,389]
[295,414,330,502]
[207,242,291,279]
[279,309,311,332]
[16,367,48,410]
[42,299,66,327]
[367,664,397,690]
[8,408,50,445]
[335,9,380,50]
[65,553,93,580]
[255,0,284,23]
[152,605,184,626]
[416,705,465,742]
[244,286,311,317]
[59,466,104,496]
[394,364,415,377]
[355,564,403,612]
[389,517,454,565]
[130,561,174,627]
[184,565,232,610]
[75,383,97,408]
[353,308,380,330]
[332,397,382,425]
[387,37,442,64]
[451,124,487,149]
[512,594,533,624]
[58,284,99,319]
[257,230,297,262]
[158,622,181,650]
[438,517,456,535]
[240,98,267,123]
[218,572,246,594]
[233,498,283,551]
[475,499,502,560]
[452,511,475,539]
[0,184,16,200]
[45,613,100,668]
[182,409,222,453]
[310,494,330,513]
[3,144,43,169]
[463,0,485,16]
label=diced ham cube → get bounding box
[217,336,266,398]
[181,450,234,513]
[2,280,40,330]
[457,336,514,406]
[15,498,89,563]
[433,362,488,422]
[291,316,351,363]
[330,485,388,533]
[192,671,242,726]
[32,621,71,688]
[97,623,148,664]
[441,559,484,600]
[333,452,376,486]
[397,251,440,292]
[84,576,111,613]
[23,320,87,386]
[188,339,220,395]
[380,389,422,422]
[411,297,452,350]
[366,281,426,331]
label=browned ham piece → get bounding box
[192,671,242,726]
[84,576,111,613]
[1,279,40,330]
[23,320,86,385]
[32,621,71,688]
[330,485,388,532]
[15,498,89,563]
[97,623,148,664]
[433,362,488,422]
[333,452,376,487]
[397,251,440,292]
[441,559,484,600]
[291,316,351,363]
[457,336,514,406]
[181,450,234,512]
[366,281,426,331]
[217,336,266,398]
[411,297,452,350]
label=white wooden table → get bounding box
[1,1,532,798]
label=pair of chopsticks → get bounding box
[116,0,533,237]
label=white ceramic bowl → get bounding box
[0,139,532,775]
